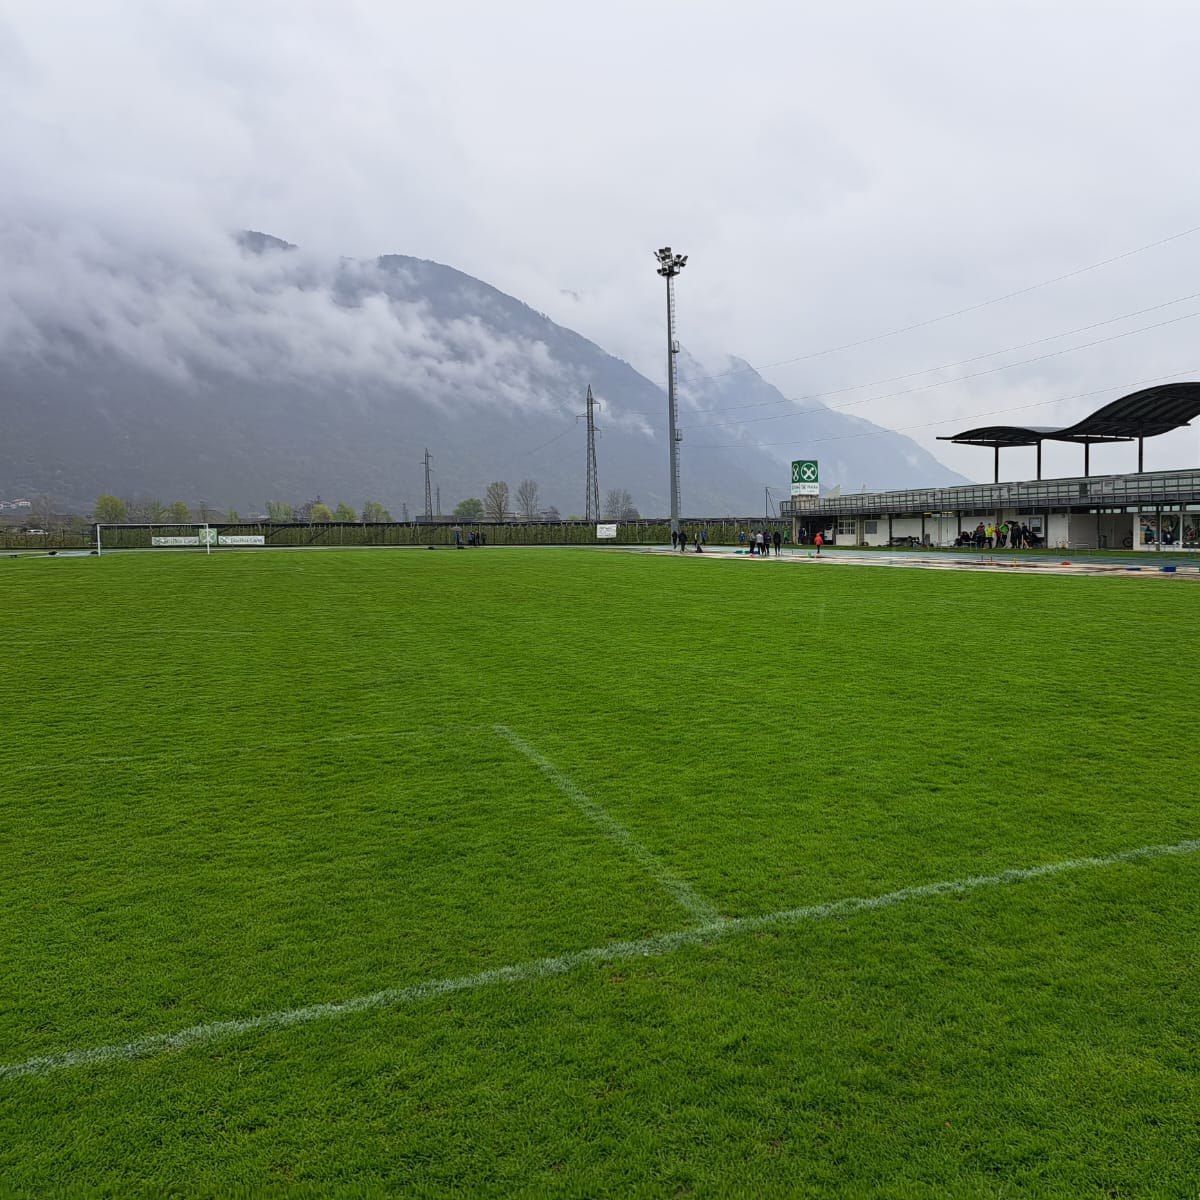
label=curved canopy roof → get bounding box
[939,425,1058,448]
[938,382,1200,448]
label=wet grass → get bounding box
[0,548,1196,1196]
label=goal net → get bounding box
[94,523,266,555]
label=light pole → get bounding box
[655,246,687,533]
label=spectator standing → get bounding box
[773,529,782,556]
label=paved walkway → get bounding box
[634,544,1200,579]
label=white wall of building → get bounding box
[794,501,1193,553]
[1046,512,1070,548]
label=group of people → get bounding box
[671,528,706,552]
[667,527,790,554]
[954,521,1040,549]
[738,529,784,556]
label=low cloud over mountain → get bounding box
[0,222,963,514]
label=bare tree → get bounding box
[31,495,55,529]
[484,481,510,522]
[515,479,540,521]
[603,488,638,520]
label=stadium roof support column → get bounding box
[1084,442,1091,478]
[994,445,1000,484]
[1037,441,1043,481]
[1139,435,1144,473]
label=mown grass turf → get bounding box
[1,547,1197,1196]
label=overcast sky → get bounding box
[4,0,1200,480]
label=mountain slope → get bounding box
[0,228,963,514]
[678,352,968,492]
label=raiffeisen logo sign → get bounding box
[791,460,819,497]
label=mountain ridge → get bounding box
[0,229,966,513]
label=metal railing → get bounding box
[780,468,1200,517]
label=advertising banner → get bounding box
[791,460,819,497]
[596,524,618,539]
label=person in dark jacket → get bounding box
[773,529,782,556]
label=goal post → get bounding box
[93,523,266,555]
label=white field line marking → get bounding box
[493,724,718,922]
[3,836,1196,1081]
[6,725,494,775]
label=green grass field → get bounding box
[2,548,1197,1197]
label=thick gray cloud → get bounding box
[0,222,580,417]
[3,0,1200,480]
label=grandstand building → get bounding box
[782,384,1200,552]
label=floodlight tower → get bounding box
[655,246,687,533]
[423,449,433,520]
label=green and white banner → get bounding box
[791,460,819,497]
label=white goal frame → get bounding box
[94,523,265,556]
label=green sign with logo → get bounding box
[791,460,819,496]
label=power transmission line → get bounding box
[687,366,1200,451]
[498,224,1200,463]
[683,220,1200,388]
[661,289,1200,422]
[680,307,1200,433]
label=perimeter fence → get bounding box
[3,519,793,552]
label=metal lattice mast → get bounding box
[423,449,433,520]
[655,247,687,533]
[584,384,601,521]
